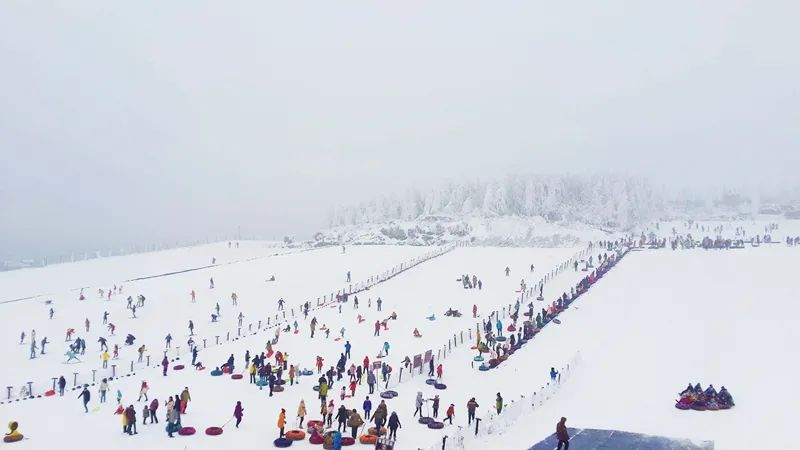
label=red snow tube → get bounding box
[309,433,324,444]
[178,426,196,435]
[427,421,444,429]
[675,402,691,410]
[341,436,355,446]
[274,437,293,447]
[222,367,231,374]
[286,430,306,440]
[307,420,324,429]
[507,325,516,332]
[173,365,185,370]
[205,426,224,436]
[44,389,56,397]
[360,434,378,444]
[231,374,243,380]
[3,435,23,443]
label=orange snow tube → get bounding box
[359,434,377,444]
[286,429,306,440]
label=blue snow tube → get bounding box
[276,379,286,385]
[273,437,293,448]
[380,392,394,399]
[496,336,507,342]
[427,421,444,430]
[312,385,320,391]
[385,390,398,397]
[210,370,223,376]
[256,379,268,387]
[418,417,433,425]
[478,365,490,372]
[473,356,484,362]
[434,383,447,390]
[425,379,437,385]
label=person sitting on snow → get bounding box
[693,383,703,395]
[389,312,397,320]
[704,384,717,399]
[413,328,422,338]
[680,384,694,396]
[718,387,734,406]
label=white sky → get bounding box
[1,0,798,260]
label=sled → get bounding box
[552,319,561,324]
[294,330,299,334]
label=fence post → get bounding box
[72,372,78,386]
[111,365,117,377]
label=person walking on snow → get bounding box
[277,408,286,438]
[347,408,364,439]
[190,290,196,303]
[374,321,381,337]
[382,341,390,356]
[344,341,351,359]
[496,319,503,337]
[363,396,372,420]
[473,304,478,318]
[445,404,455,424]
[180,387,191,414]
[78,387,90,412]
[496,393,504,414]
[138,381,149,401]
[550,367,558,382]
[149,399,159,423]
[162,356,169,376]
[467,398,479,425]
[297,400,307,427]
[413,392,424,417]
[556,417,570,450]
[388,412,401,440]
[234,401,244,428]
[165,334,172,348]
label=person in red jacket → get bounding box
[472,304,477,318]
[436,364,443,380]
[374,321,381,336]
[445,404,455,424]
[556,417,569,450]
[363,356,370,370]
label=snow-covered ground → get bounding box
[1,224,798,449]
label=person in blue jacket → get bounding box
[344,341,351,360]
[332,430,342,450]
[496,319,503,337]
[550,367,558,382]
[383,341,390,356]
[363,396,372,420]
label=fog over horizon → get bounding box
[1,1,798,262]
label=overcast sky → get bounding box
[1,0,798,261]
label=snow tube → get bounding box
[302,370,314,376]
[706,403,720,411]
[473,356,484,362]
[341,437,355,446]
[488,359,499,368]
[507,325,516,332]
[44,389,55,397]
[286,430,306,440]
[552,319,561,325]
[274,437,293,447]
[498,355,508,362]
[478,365,490,371]
[257,379,268,387]
[222,366,232,374]
[427,421,444,430]
[425,379,437,385]
[231,374,243,380]
[418,417,433,425]
[276,379,286,385]
[718,404,733,410]
[385,390,398,397]
[434,383,447,390]
[312,385,320,391]
[691,403,708,411]
[367,427,386,436]
[210,370,223,376]
[205,427,223,436]
[496,336,506,342]
[178,426,196,436]
[380,392,394,399]
[360,434,378,444]
[309,433,324,444]
[3,435,23,443]
[675,402,691,410]
[273,385,285,392]
[307,420,324,429]
[173,365,185,370]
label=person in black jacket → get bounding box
[336,405,349,432]
[78,387,90,412]
[388,412,401,439]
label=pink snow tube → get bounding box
[173,365,185,370]
[178,426,196,436]
[205,426,224,436]
[231,374,243,380]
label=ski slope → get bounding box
[1,225,797,450]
